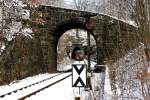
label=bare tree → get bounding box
[0,0,23,53]
[134,1,150,98]
[134,0,150,61]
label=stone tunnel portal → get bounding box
[48,18,101,72]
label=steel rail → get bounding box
[18,74,72,100]
[0,73,63,98]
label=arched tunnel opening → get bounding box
[57,28,97,72]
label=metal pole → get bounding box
[87,30,91,72]
[80,13,97,72]
[79,87,80,94]
[85,16,91,72]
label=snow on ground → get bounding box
[27,73,99,100]
[0,72,113,100]
[0,73,59,96]
[1,73,71,100]
[0,72,97,100]
[0,62,113,100]
[26,74,75,100]
[104,65,113,100]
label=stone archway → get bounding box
[35,6,136,73]
[47,18,100,72]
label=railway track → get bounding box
[0,72,71,100]
[19,73,71,100]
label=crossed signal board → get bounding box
[72,64,87,87]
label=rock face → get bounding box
[0,35,47,84]
[0,5,136,85]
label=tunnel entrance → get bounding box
[57,29,97,72]
[46,18,103,73]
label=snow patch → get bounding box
[99,12,137,27]
[1,45,6,50]
[10,21,22,34]
[21,9,30,19]
[21,28,33,38]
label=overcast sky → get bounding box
[64,0,73,2]
[64,0,73,4]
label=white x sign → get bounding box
[72,64,87,87]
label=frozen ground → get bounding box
[0,72,100,100]
[0,73,58,96]
[0,62,144,100]
[0,62,113,100]
[0,73,72,100]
